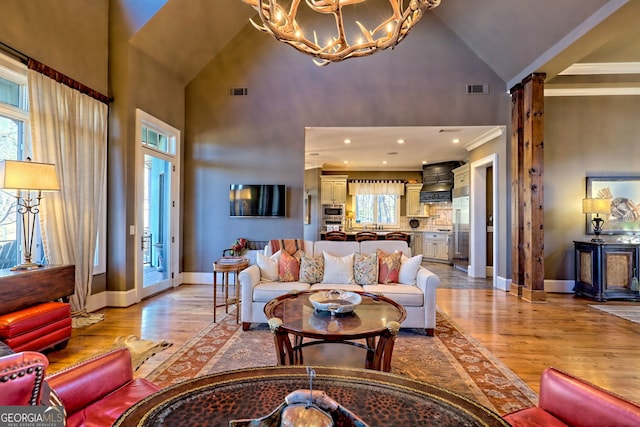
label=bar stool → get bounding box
[213,258,249,323]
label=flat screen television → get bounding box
[229,184,286,217]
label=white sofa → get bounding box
[239,240,440,335]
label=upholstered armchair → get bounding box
[0,350,50,406]
[1,346,161,427]
[504,367,640,427]
[47,347,161,427]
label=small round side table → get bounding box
[213,258,249,323]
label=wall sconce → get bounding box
[0,159,60,270]
[582,198,611,243]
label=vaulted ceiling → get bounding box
[127,0,640,169]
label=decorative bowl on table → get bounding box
[309,290,362,315]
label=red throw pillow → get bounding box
[377,249,402,284]
[279,250,300,282]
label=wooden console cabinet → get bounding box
[0,265,76,315]
[574,241,639,301]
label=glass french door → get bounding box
[135,109,180,300]
[141,153,172,297]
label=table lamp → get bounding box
[0,159,60,270]
[582,198,611,242]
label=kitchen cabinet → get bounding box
[423,232,450,262]
[453,164,470,189]
[574,241,640,301]
[409,232,423,258]
[405,184,425,217]
[320,176,347,205]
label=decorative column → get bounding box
[510,83,525,297]
[510,73,546,302]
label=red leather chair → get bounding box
[504,367,640,427]
[0,351,49,406]
[47,347,161,427]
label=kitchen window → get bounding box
[349,180,404,228]
[354,194,399,227]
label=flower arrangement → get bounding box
[230,238,248,255]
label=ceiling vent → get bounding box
[229,87,248,96]
[466,84,489,95]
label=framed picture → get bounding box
[586,176,640,235]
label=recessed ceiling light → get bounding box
[422,160,427,164]
[343,160,349,164]
[344,139,351,144]
[382,160,388,164]
[452,138,460,144]
[397,139,405,144]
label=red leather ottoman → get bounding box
[0,301,71,352]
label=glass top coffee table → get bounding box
[263,290,406,372]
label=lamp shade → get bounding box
[582,198,611,215]
[0,160,60,191]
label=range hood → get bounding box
[420,161,464,203]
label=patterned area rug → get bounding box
[590,305,640,324]
[76,335,172,371]
[147,309,537,415]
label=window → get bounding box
[0,55,31,268]
[350,181,404,229]
[0,53,106,273]
[354,194,400,228]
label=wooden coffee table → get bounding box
[263,290,406,372]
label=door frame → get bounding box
[134,109,181,301]
[469,153,499,289]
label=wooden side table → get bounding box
[213,258,249,323]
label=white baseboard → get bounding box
[182,272,213,285]
[495,275,511,291]
[85,292,107,312]
[544,279,575,293]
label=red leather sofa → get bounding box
[0,301,72,352]
[0,350,50,406]
[504,367,640,427]
[46,347,161,427]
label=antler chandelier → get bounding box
[242,0,442,66]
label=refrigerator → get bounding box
[452,189,470,272]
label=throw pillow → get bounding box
[279,250,301,282]
[399,254,422,285]
[377,249,402,284]
[353,252,378,286]
[321,252,355,284]
[299,252,324,284]
[257,250,281,281]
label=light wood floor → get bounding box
[46,262,640,403]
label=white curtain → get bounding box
[349,181,405,196]
[28,70,107,312]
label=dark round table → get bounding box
[264,291,406,372]
[113,366,510,427]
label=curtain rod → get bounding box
[0,41,28,64]
[28,59,109,104]
[1,41,110,104]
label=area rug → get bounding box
[77,335,172,371]
[71,310,105,328]
[589,305,640,324]
[147,309,537,415]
